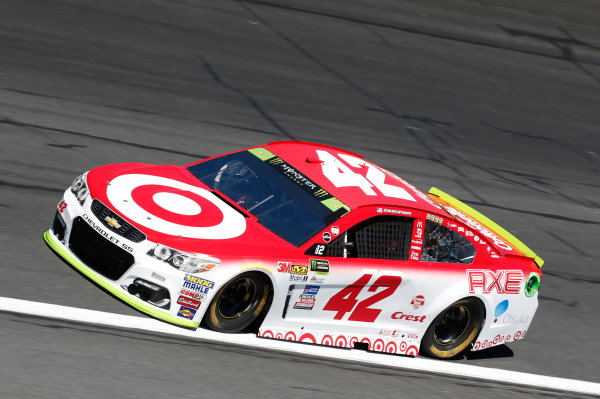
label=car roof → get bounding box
[261,141,443,214]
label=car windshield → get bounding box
[187,148,349,246]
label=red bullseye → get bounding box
[131,185,223,227]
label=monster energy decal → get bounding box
[249,148,350,214]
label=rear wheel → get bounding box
[420,298,485,359]
[204,272,272,333]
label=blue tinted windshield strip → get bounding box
[187,149,349,246]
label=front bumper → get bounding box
[44,191,203,329]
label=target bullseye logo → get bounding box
[106,174,246,239]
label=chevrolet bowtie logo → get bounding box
[105,216,121,229]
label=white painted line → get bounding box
[1,296,598,396]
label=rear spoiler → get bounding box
[428,187,544,268]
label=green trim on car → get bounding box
[43,230,199,328]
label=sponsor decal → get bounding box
[105,174,246,240]
[494,299,509,322]
[303,285,320,295]
[291,265,308,275]
[415,220,424,239]
[378,329,409,338]
[467,270,523,295]
[309,259,329,274]
[293,290,317,309]
[331,226,339,236]
[378,208,412,216]
[179,289,206,301]
[177,305,197,319]
[502,313,530,324]
[322,232,331,243]
[81,213,133,253]
[240,262,273,274]
[443,206,512,251]
[410,295,425,309]
[177,295,201,309]
[391,312,426,322]
[277,261,291,273]
[289,274,308,282]
[58,200,68,213]
[426,214,443,224]
[293,300,314,310]
[183,275,214,294]
[151,272,166,283]
[309,275,325,284]
[410,221,424,261]
[473,331,527,350]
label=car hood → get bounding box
[86,162,293,256]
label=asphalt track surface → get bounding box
[1,0,599,398]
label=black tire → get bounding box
[420,297,485,359]
[204,272,272,333]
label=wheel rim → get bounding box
[217,278,258,319]
[433,305,471,345]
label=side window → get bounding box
[325,215,413,260]
[421,220,475,264]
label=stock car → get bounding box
[44,141,543,359]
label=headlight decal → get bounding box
[148,244,219,274]
[71,172,90,205]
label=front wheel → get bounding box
[420,297,485,359]
[204,272,272,333]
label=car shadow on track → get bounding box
[463,344,514,360]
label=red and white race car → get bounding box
[45,141,543,359]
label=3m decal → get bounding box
[391,312,426,322]
[323,274,402,322]
[467,270,523,294]
[316,151,416,201]
[177,296,201,309]
[105,174,246,239]
[291,265,308,275]
[58,200,68,213]
[277,261,291,273]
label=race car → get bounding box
[44,141,543,359]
